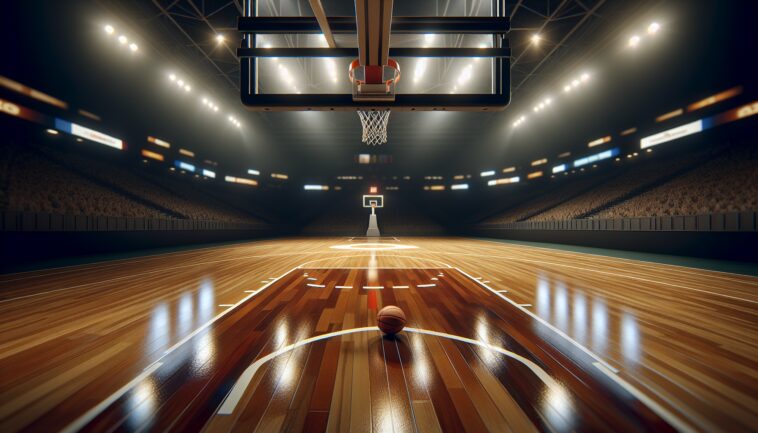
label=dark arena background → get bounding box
[1,1,757,432]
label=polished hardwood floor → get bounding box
[0,237,756,432]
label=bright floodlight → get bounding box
[564,85,571,92]
[545,98,552,105]
[581,72,589,81]
[216,34,225,43]
[46,128,59,135]
[628,35,641,47]
[571,79,580,87]
[118,35,128,44]
[169,73,176,81]
[531,34,541,44]
[213,106,219,112]
[202,98,208,104]
[104,24,114,35]
[129,43,138,52]
[177,79,184,86]
[184,85,191,92]
[648,22,660,35]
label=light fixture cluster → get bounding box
[628,22,661,48]
[168,73,192,92]
[104,24,138,52]
[201,97,219,112]
[563,72,590,93]
[510,20,663,130]
[533,97,553,112]
[228,116,241,128]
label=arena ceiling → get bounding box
[11,0,744,178]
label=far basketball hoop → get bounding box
[363,194,383,237]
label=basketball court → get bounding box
[0,0,756,432]
[1,237,755,432]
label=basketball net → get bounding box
[357,110,390,145]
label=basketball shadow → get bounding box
[369,332,414,365]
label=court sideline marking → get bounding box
[455,267,698,433]
[59,265,301,433]
[444,251,758,304]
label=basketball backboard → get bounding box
[237,0,511,113]
[363,195,384,208]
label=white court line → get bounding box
[59,265,299,433]
[416,284,436,288]
[447,251,758,304]
[306,283,326,288]
[431,277,439,281]
[217,326,560,415]
[519,303,532,307]
[60,362,163,433]
[457,266,697,432]
[306,277,317,281]
[260,281,269,283]
[474,236,758,281]
[496,290,509,293]
[335,285,352,289]
[363,286,384,290]
[219,304,235,307]
[455,267,619,373]
[593,362,697,433]
[483,280,491,284]
[392,285,410,289]
[244,290,257,293]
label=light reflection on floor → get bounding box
[533,273,642,366]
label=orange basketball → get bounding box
[377,305,406,335]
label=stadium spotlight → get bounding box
[213,106,219,112]
[169,73,176,81]
[647,22,660,35]
[184,85,191,92]
[531,34,541,44]
[129,43,138,52]
[628,35,641,47]
[545,97,552,105]
[118,35,128,44]
[216,34,225,44]
[104,24,114,35]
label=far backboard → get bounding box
[363,195,385,208]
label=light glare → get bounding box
[628,35,640,47]
[104,25,114,35]
[648,22,660,35]
[118,35,128,44]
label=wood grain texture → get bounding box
[0,237,755,432]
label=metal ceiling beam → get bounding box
[150,0,239,90]
[308,0,337,47]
